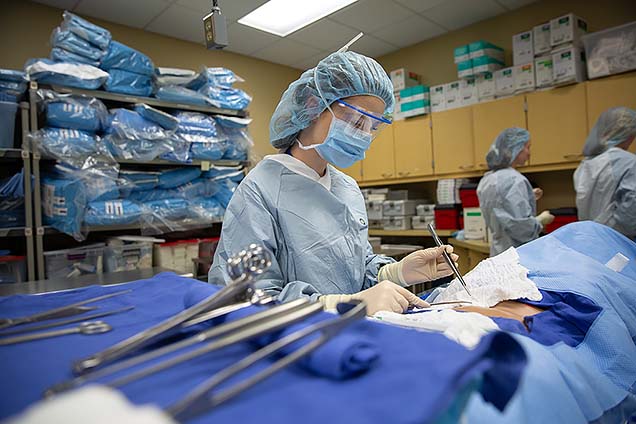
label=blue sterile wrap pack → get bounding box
[155,67,197,87]
[198,84,252,110]
[50,28,106,62]
[157,167,201,189]
[134,104,178,130]
[41,173,86,240]
[216,115,252,160]
[201,165,245,182]
[60,11,111,50]
[104,108,174,161]
[173,111,227,160]
[100,41,154,76]
[142,198,190,220]
[187,67,243,90]
[84,199,143,226]
[25,59,109,90]
[50,47,101,67]
[104,69,153,97]
[41,90,108,133]
[118,170,160,196]
[154,85,210,106]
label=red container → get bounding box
[434,204,462,230]
[544,208,578,233]
[459,183,479,208]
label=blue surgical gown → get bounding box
[574,147,636,239]
[477,167,542,256]
[208,158,394,302]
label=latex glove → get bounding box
[533,187,543,200]
[536,210,555,227]
[378,246,459,286]
[319,281,430,316]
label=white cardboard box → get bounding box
[494,67,515,97]
[460,78,478,106]
[513,30,534,65]
[444,81,461,109]
[534,56,554,87]
[533,22,551,56]
[430,84,446,112]
[513,62,535,93]
[550,13,588,47]
[552,45,586,84]
[476,73,496,100]
[390,68,421,91]
[463,207,487,240]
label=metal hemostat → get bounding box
[0,321,112,346]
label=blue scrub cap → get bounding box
[486,127,530,170]
[582,107,636,157]
[269,51,394,149]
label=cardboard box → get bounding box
[399,85,430,102]
[460,78,478,106]
[513,30,534,65]
[534,56,554,87]
[444,81,461,109]
[468,41,505,61]
[390,68,421,91]
[550,13,588,47]
[400,99,430,118]
[533,22,551,56]
[457,59,474,79]
[494,67,514,97]
[430,84,446,112]
[552,45,586,84]
[513,62,535,93]
[472,55,504,74]
[476,72,496,100]
[463,207,487,240]
[454,45,470,64]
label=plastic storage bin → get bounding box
[105,236,156,273]
[434,204,462,230]
[416,204,435,216]
[0,255,26,283]
[459,183,479,208]
[383,200,419,217]
[411,215,434,230]
[582,21,636,79]
[366,200,384,220]
[153,239,199,274]
[0,101,18,149]
[44,243,105,279]
[544,207,578,233]
[383,216,412,231]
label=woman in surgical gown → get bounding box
[477,128,554,256]
[573,107,636,239]
[209,51,458,315]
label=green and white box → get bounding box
[513,30,534,65]
[463,207,486,240]
[534,56,554,87]
[513,62,535,93]
[550,13,588,47]
[476,72,496,100]
[472,55,504,74]
[494,67,515,97]
[457,59,474,79]
[400,99,431,118]
[468,40,505,61]
[552,45,586,84]
[400,85,430,102]
[533,22,551,56]
[444,81,461,109]
[430,84,446,112]
[454,45,470,64]
[460,78,478,106]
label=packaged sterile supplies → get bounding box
[104,69,153,97]
[468,41,504,61]
[50,28,106,63]
[50,47,101,67]
[454,45,470,64]
[61,11,111,50]
[552,45,587,85]
[198,85,252,110]
[476,73,495,100]
[444,81,461,110]
[513,30,534,65]
[155,67,198,87]
[494,67,514,97]
[42,174,86,240]
[155,85,209,106]
[533,22,551,56]
[457,59,473,79]
[187,67,244,90]
[134,104,178,131]
[550,13,588,47]
[582,21,636,79]
[25,59,109,90]
[215,115,253,160]
[430,84,446,112]
[390,68,420,91]
[35,127,116,171]
[459,78,478,107]
[40,89,108,133]
[104,109,175,161]
[513,62,535,93]
[100,41,154,76]
[84,199,143,226]
[431,247,542,307]
[534,56,554,87]
[471,56,503,75]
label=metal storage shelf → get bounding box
[368,229,456,237]
[0,148,25,159]
[0,227,29,237]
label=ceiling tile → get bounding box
[145,4,205,44]
[252,38,322,68]
[224,23,280,56]
[349,34,397,58]
[495,0,538,10]
[293,51,332,71]
[330,0,413,33]
[288,19,360,51]
[392,0,446,13]
[31,0,80,11]
[422,0,506,30]
[373,14,445,48]
[75,0,171,29]
[176,0,269,23]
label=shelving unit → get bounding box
[0,102,35,281]
[28,82,247,280]
[368,229,456,237]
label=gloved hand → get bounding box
[536,210,555,227]
[378,246,459,286]
[319,281,430,316]
[533,187,543,200]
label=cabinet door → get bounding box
[362,124,395,181]
[586,72,636,154]
[338,161,363,182]
[393,116,434,178]
[432,107,475,174]
[472,96,527,171]
[526,84,588,165]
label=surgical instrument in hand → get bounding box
[0,306,134,337]
[72,244,272,374]
[427,223,472,297]
[0,289,131,331]
[0,321,112,346]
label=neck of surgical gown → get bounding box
[208,158,394,302]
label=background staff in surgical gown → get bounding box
[477,128,554,256]
[574,107,636,239]
[209,51,459,315]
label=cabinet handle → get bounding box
[459,164,475,170]
[563,154,583,160]
[397,171,411,177]
[381,172,393,178]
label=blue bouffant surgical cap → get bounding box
[486,127,530,170]
[582,107,636,157]
[269,51,394,149]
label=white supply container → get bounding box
[476,73,496,100]
[411,215,435,230]
[459,78,478,107]
[105,236,160,273]
[44,243,105,279]
[513,30,534,65]
[513,62,535,93]
[444,81,461,109]
[494,67,515,97]
[454,45,470,64]
[534,22,551,56]
[416,204,436,216]
[366,200,384,220]
[390,68,421,91]
[383,200,418,217]
[550,13,588,47]
[582,21,636,79]
[463,207,487,240]
[383,216,412,231]
[387,189,409,200]
[552,45,587,84]
[534,56,554,87]
[430,84,446,112]
[153,239,200,274]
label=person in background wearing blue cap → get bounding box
[574,107,636,239]
[477,128,554,256]
[209,51,459,315]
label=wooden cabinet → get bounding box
[432,107,475,174]
[526,84,588,165]
[586,73,636,154]
[339,161,362,182]
[361,124,395,181]
[393,116,434,178]
[472,96,527,171]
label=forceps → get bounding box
[427,223,472,297]
[0,321,112,346]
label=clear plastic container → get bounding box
[105,241,154,273]
[0,101,18,149]
[0,255,26,283]
[582,21,636,79]
[44,243,105,279]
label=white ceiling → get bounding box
[33,0,538,70]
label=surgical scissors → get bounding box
[427,223,472,297]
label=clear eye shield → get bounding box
[333,99,391,140]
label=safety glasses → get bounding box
[335,99,392,140]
